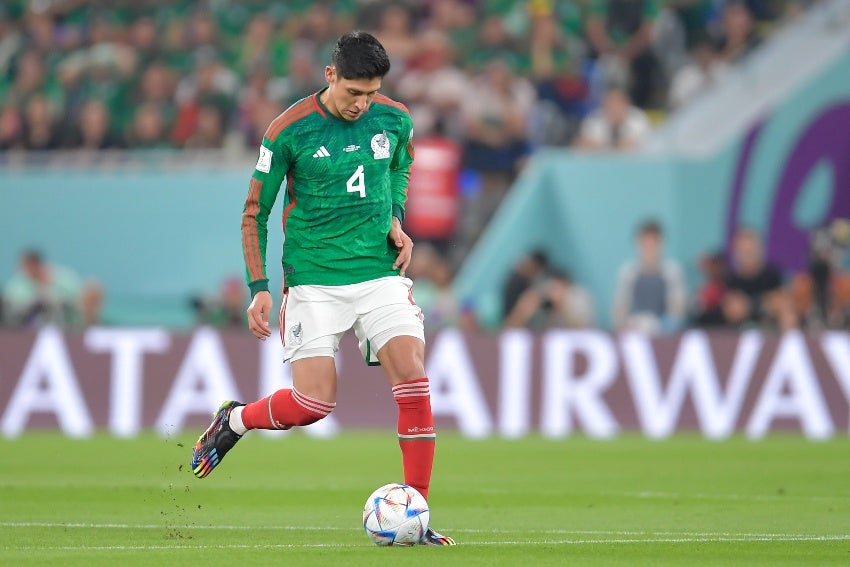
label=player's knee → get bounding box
[291,389,336,426]
[379,338,426,383]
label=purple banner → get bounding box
[1,328,848,439]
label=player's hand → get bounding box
[246,290,273,340]
[388,217,413,277]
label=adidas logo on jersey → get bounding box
[312,146,330,158]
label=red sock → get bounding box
[241,389,335,430]
[393,378,435,500]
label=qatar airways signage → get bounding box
[1,328,849,439]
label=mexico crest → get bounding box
[371,131,390,159]
[288,322,303,345]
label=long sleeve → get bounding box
[389,113,414,223]
[241,136,289,296]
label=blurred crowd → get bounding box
[488,219,850,334]
[4,219,849,333]
[0,0,807,158]
[3,0,840,335]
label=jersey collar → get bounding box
[315,87,348,123]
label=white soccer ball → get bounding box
[362,483,430,546]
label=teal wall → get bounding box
[0,165,283,327]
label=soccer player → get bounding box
[190,31,455,546]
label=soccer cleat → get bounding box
[191,400,244,478]
[420,527,457,546]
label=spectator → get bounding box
[55,20,137,126]
[528,5,589,146]
[612,220,687,334]
[467,14,522,71]
[184,104,226,149]
[423,0,477,55]
[80,281,105,327]
[574,87,652,151]
[460,59,536,247]
[125,102,170,149]
[722,227,795,329]
[395,29,469,139]
[0,103,22,149]
[172,48,238,146]
[790,219,850,329]
[278,41,326,106]
[665,0,714,49]
[67,98,123,150]
[502,250,551,320]
[585,0,666,109]
[408,244,463,330]
[134,61,178,121]
[714,0,761,64]
[191,276,247,328]
[160,17,192,72]
[241,91,285,149]
[295,2,339,66]
[0,0,801,154]
[0,11,22,79]
[669,35,729,109]
[370,2,419,76]
[3,249,85,327]
[505,269,595,329]
[128,16,161,68]
[6,49,51,103]
[22,11,55,59]
[21,93,60,150]
[187,10,223,54]
[234,14,290,78]
[461,57,535,174]
[691,251,728,327]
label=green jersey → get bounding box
[241,89,414,295]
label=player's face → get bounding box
[324,66,382,121]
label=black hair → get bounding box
[548,268,573,284]
[21,249,43,264]
[637,220,663,238]
[528,249,549,268]
[331,31,391,80]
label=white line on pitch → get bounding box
[628,490,849,503]
[2,522,848,541]
[3,535,850,552]
[0,522,355,531]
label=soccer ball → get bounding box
[362,483,430,546]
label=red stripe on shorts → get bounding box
[279,291,288,346]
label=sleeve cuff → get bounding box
[248,279,269,297]
[392,204,405,224]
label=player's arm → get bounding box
[388,113,414,224]
[241,136,289,339]
[388,113,415,276]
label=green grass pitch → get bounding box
[1,431,848,566]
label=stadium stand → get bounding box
[2,0,847,332]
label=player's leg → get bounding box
[192,285,349,479]
[192,351,338,479]
[377,335,455,546]
[355,276,456,545]
[376,336,434,498]
[190,400,245,479]
[233,355,337,432]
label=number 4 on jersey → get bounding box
[346,165,366,198]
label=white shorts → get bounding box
[279,276,425,365]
